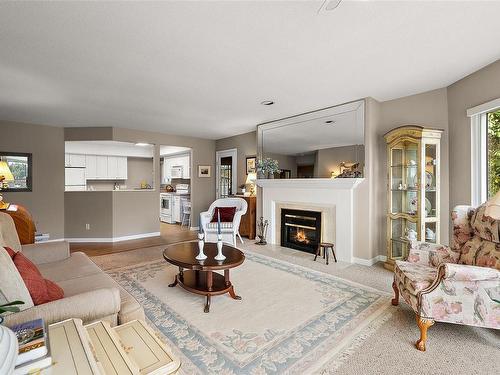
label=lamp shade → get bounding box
[245,172,257,184]
[0,161,14,182]
[484,190,500,219]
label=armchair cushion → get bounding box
[395,261,437,294]
[459,236,500,270]
[451,205,475,251]
[205,222,233,231]
[210,206,237,222]
[440,263,500,282]
[470,204,500,243]
[407,241,460,267]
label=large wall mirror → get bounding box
[257,99,365,179]
[0,152,32,191]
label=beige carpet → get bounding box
[91,239,500,375]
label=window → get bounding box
[0,152,32,191]
[468,98,500,205]
[487,110,500,198]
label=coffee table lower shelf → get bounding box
[169,269,241,313]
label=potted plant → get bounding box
[0,300,24,325]
[257,158,280,179]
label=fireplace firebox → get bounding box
[281,209,321,253]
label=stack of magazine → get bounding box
[10,319,52,374]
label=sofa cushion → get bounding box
[459,236,500,270]
[0,247,34,311]
[395,260,437,294]
[210,207,237,223]
[470,204,500,243]
[10,250,64,305]
[0,213,22,252]
[37,252,102,282]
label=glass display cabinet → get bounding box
[384,125,443,270]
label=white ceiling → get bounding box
[1,1,499,140]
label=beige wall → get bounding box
[448,59,500,208]
[216,131,257,188]
[0,121,65,239]
[64,192,113,238]
[316,145,365,178]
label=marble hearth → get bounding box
[256,178,364,263]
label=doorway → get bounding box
[216,148,237,198]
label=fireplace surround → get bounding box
[281,208,321,253]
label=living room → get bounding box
[0,1,499,375]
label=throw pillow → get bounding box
[210,207,237,222]
[10,250,64,305]
[0,247,34,311]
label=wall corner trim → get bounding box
[352,255,387,266]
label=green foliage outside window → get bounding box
[488,110,500,198]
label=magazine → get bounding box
[10,318,48,366]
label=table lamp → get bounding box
[246,172,257,196]
[0,161,14,210]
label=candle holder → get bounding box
[214,234,226,260]
[195,233,207,260]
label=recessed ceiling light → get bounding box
[325,120,336,124]
[260,100,275,106]
[135,142,150,146]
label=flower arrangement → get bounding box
[257,158,280,178]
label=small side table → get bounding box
[314,242,337,265]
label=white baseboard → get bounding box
[66,232,161,243]
[353,255,387,266]
[190,226,199,231]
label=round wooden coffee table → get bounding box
[163,242,245,313]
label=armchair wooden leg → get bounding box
[416,315,434,352]
[391,280,399,306]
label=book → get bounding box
[13,355,52,375]
[10,318,48,366]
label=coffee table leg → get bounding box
[168,275,178,287]
[204,295,211,313]
[225,270,242,300]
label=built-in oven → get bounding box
[160,193,175,223]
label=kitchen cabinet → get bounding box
[96,155,108,179]
[85,155,97,179]
[65,153,86,168]
[65,167,86,186]
[117,156,128,179]
[162,153,190,182]
[173,196,181,222]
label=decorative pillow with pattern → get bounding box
[459,236,500,270]
[470,204,500,244]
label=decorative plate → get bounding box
[408,196,432,215]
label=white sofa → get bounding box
[0,213,144,327]
[200,198,248,245]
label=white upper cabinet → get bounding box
[96,155,108,179]
[65,153,86,168]
[85,155,97,179]
[117,157,127,180]
[162,153,190,181]
[107,156,119,179]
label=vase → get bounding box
[268,171,274,179]
[215,235,226,260]
[257,170,265,179]
[0,325,18,375]
[196,233,207,260]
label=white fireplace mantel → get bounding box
[256,178,364,263]
[256,178,364,189]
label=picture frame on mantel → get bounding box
[246,156,256,174]
[198,165,211,178]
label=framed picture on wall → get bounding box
[198,165,211,178]
[246,156,256,174]
[0,152,33,192]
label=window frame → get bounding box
[468,98,500,205]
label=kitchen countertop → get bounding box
[65,189,156,193]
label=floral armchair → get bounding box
[392,205,500,351]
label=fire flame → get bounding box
[295,229,310,244]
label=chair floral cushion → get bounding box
[407,242,460,267]
[394,260,437,312]
[451,206,475,251]
[470,204,500,243]
[459,236,500,270]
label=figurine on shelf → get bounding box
[214,210,226,260]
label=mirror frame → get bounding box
[0,151,33,192]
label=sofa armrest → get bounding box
[3,288,121,327]
[407,241,460,267]
[439,263,500,282]
[21,241,70,265]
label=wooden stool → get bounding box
[314,242,337,265]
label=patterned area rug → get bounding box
[107,251,393,374]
